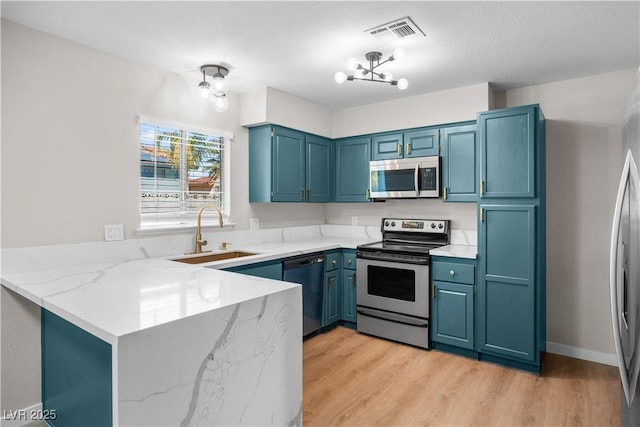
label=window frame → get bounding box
[137,116,232,231]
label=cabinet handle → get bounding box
[480,207,485,222]
[443,187,447,200]
[306,188,310,201]
[347,258,352,265]
[352,273,356,285]
[449,270,455,276]
[432,285,436,298]
[332,260,337,267]
[397,143,402,156]
[327,276,332,288]
[407,143,411,155]
[365,189,370,199]
[480,180,485,195]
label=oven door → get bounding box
[356,256,429,318]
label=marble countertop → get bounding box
[1,224,477,344]
[0,235,370,344]
[430,244,478,259]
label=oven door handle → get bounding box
[357,306,429,327]
[414,163,420,197]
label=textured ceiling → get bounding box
[2,1,639,109]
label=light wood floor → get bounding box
[303,326,620,426]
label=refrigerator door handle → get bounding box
[611,150,634,406]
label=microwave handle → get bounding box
[414,163,420,197]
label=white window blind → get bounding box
[139,120,228,223]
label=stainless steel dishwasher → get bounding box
[283,253,326,336]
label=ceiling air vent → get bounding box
[365,17,425,42]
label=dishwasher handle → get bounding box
[283,254,326,269]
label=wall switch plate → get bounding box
[249,218,260,230]
[351,216,358,226]
[104,224,124,241]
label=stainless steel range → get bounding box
[356,218,450,349]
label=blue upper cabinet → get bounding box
[441,123,477,202]
[306,134,332,202]
[403,128,439,158]
[335,136,371,202]
[249,125,333,203]
[479,105,536,198]
[371,128,439,160]
[371,132,403,160]
[272,127,306,202]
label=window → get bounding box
[139,119,230,228]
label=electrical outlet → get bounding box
[249,218,260,230]
[351,216,358,226]
[104,224,124,241]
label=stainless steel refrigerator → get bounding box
[611,67,640,426]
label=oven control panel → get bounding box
[382,218,448,233]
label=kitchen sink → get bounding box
[171,251,258,264]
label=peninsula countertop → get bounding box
[0,235,371,344]
[1,224,477,344]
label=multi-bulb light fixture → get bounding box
[197,64,229,112]
[335,47,408,90]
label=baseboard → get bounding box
[547,341,618,367]
[0,402,49,427]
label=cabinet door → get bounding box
[479,106,536,198]
[272,127,305,202]
[404,128,439,158]
[478,204,536,362]
[341,268,357,323]
[335,137,371,202]
[441,124,477,202]
[306,135,332,202]
[323,271,340,326]
[372,132,404,160]
[432,282,474,349]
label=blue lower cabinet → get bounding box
[341,269,357,323]
[478,204,538,366]
[323,271,340,326]
[222,259,283,280]
[431,282,474,350]
[431,257,476,352]
[341,250,357,323]
[42,309,112,427]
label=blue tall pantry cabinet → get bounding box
[476,104,546,373]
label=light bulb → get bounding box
[213,94,229,112]
[334,71,347,84]
[346,57,359,71]
[397,78,409,90]
[392,47,406,61]
[381,72,393,82]
[197,81,212,99]
[212,77,227,93]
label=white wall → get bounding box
[507,69,637,360]
[333,82,492,138]
[1,20,246,248]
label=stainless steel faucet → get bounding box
[191,204,223,254]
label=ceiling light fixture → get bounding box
[335,48,408,90]
[197,64,230,112]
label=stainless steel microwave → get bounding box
[369,156,440,199]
